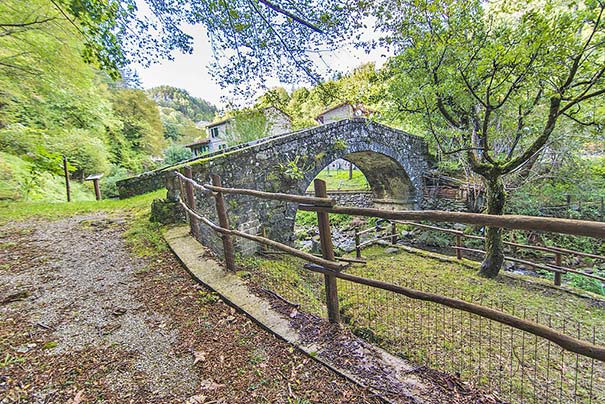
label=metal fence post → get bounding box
[314,179,340,323]
[211,174,236,272]
[183,166,200,240]
[554,252,562,286]
[355,226,361,259]
[456,233,462,260]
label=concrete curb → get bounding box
[164,226,430,404]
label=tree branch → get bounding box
[258,0,324,34]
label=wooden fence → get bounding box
[354,220,605,287]
[174,169,605,364]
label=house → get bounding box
[185,138,210,157]
[186,108,292,157]
[262,106,292,136]
[315,102,375,125]
[205,118,231,152]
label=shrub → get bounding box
[163,144,192,165]
[100,165,130,198]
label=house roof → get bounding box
[206,117,231,128]
[185,138,210,147]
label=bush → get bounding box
[567,272,605,296]
[100,165,130,198]
[53,130,110,180]
[0,125,46,155]
[417,230,452,248]
[163,144,192,165]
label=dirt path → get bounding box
[0,214,382,403]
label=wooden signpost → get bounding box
[85,174,104,201]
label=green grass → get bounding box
[238,255,327,317]
[307,168,369,191]
[0,189,165,224]
[243,246,605,403]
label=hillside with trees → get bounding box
[0,1,219,202]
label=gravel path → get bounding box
[0,215,382,403]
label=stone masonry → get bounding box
[150,118,431,255]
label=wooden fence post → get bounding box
[314,178,340,324]
[63,156,71,202]
[566,194,571,218]
[456,233,462,260]
[183,166,200,240]
[211,174,236,272]
[554,252,562,286]
[390,222,397,245]
[355,226,361,259]
[600,197,604,222]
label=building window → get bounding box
[210,127,219,138]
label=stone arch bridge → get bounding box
[152,118,432,254]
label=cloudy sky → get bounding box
[135,24,388,108]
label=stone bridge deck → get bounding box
[119,118,432,255]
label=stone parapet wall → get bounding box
[116,170,168,199]
[146,118,431,256]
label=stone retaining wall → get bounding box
[116,170,167,199]
[304,190,374,208]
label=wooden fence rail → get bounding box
[174,169,605,363]
[354,219,605,286]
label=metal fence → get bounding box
[174,168,605,403]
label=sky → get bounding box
[135,24,388,109]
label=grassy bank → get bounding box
[307,168,369,191]
[0,189,165,224]
[240,246,605,403]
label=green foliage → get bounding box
[0,151,93,202]
[295,210,352,228]
[163,144,193,165]
[276,156,309,181]
[111,89,166,157]
[258,64,384,130]
[416,230,452,248]
[333,139,347,151]
[567,273,605,296]
[100,165,130,199]
[147,86,217,122]
[226,109,269,145]
[158,106,205,143]
[53,131,110,179]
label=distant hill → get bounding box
[147,86,218,122]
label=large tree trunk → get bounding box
[479,174,506,278]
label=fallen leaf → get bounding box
[193,351,206,366]
[200,379,225,390]
[68,390,85,404]
[186,394,207,404]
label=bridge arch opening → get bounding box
[299,150,418,210]
[292,150,418,252]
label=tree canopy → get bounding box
[367,0,605,276]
